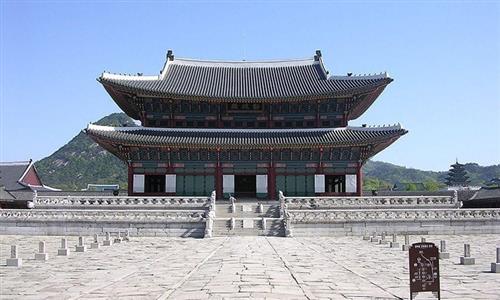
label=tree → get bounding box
[406,183,417,191]
[423,180,442,191]
[445,160,470,187]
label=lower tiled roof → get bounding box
[85,124,407,149]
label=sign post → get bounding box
[409,242,440,300]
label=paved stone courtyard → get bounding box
[1,234,499,299]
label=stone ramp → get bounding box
[213,201,284,237]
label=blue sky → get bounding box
[1,1,499,171]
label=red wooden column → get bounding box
[356,162,363,196]
[316,100,321,127]
[268,159,276,200]
[268,103,273,128]
[127,162,133,195]
[215,149,223,199]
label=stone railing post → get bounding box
[204,210,214,238]
[279,191,285,218]
[204,191,216,238]
[210,190,216,213]
[283,210,293,237]
[453,190,461,208]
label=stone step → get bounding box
[212,229,284,236]
[212,218,284,237]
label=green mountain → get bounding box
[35,113,136,191]
[362,160,500,190]
[35,113,500,191]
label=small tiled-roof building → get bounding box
[87,50,407,199]
[0,160,59,207]
[462,187,500,208]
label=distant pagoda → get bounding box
[86,50,407,199]
[445,160,470,187]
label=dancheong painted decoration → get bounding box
[85,50,407,199]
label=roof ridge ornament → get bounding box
[167,49,174,61]
[314,50,322,61]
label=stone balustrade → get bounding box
[287,208,500,224]
[0,209,205,223]
[33,195,211,209]
[284,195,458,210]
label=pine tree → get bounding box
[445,160,470,187]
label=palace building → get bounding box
[86,50,407,199]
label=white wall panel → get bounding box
[256,175,268,194]
[133,174,145,193]
[346,174,357,193]
[314,174,325,193]
[223,175,234,194]
[165,174,176,193]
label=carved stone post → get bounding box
[35,241,49,261]
[402,235,410,251]
[91,234,100,249]
[58,238,70,256]
[114,232,122,244]
[491,248,500,273]
[439,240,450,259]
[103,232,113,246]
[6,245,22,267]
[460,244,475,265]
[76,236,86,252]
[390,234,399,248]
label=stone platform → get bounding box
[1,234,499,299]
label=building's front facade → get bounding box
[86,50,407,199]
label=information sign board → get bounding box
[409,242,440,299]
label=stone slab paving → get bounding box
[0,234,499,299]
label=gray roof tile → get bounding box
[0,162,30,191]
[86,124,407,149]
[99,56,392,102]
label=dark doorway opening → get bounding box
[145,175,165,193]
[235,175,256,197]
[325,175,345,193]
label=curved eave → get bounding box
[348,79,392,120]
[85,125,407,153]
[101,82,141,120]
[98,76,392,104]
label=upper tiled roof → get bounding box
[85,124,407,149]
[99,50,392,102]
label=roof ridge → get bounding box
[329,72,389,80]
[86,123,404,133]
[168,57,318,69]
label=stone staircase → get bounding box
[212,201,284,236]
